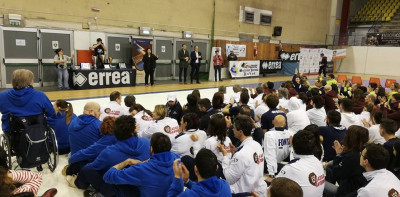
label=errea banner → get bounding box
[229,61,260,78]
[260,60,283,74]
[279,51,300,62]
[72,69,136,90]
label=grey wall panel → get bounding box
[42,66,57,83]
[155,65,172,78]
[41,33,71,58]
[4,31,38,59]
[155,40,173,60]
[174,64,180,76]
[107,37,131,63]
[6,65,39,83]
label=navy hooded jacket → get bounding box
[69,134,117,164]
[168,176,231,197]
[69,114,102,155]
[0,87,55,132]
[103,151,180,197]
[47,112,77,153]
[86,137,150,172]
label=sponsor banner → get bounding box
[260,60,282,73]
[278,51,300,62]
[72,69,136,90]
[332,49,346,60]
[226,44,247,57]
[229,60,260,78]
[132,39,153,71]
[299,48,342,74]
[367,32,400,45]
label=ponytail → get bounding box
[65,102,74,125]
[55,100,74,125]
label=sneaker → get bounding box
[84,190,103,197]
[61,165,69,176]
[66,175,77,188]
[41,188,58,197]
[57,87,63,90]
[64,87,70,90]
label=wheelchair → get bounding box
[0,113,58,172]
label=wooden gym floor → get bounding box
[44,73,400,101]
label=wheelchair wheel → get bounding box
[0,134,13,168]
[46,127,58,172]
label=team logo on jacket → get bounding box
[164,126,171,133]
[388,188,399,197]
[308,172,325,187]
[253,152,264,164]
[104,108,111,114]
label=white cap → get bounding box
[167,93,177,102]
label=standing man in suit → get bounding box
[178,44,190,84]
[190,45,202,84]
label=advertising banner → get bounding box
[226,44,247,57]
[260,60,283,73]
[229,60,260,78]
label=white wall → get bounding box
[339,46,400,77]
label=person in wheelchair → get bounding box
[0,69,55,133]
[47,99,77,155]
[0,69,57,172]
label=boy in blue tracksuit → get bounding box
[66,117,118,176]
[73,115,150,197]
[68,102,102,155]
[0,69,55,132]
[168,149,231,197]
[103,132,180,197]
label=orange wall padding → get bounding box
[77,50,94,65]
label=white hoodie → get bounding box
[306,107,327,127]
[287,97,310,133]
[340,112,362,129]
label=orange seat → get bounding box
[352,76,363,85]
[337,75,348,83]
[369,77,381,86]
[385,79,397,88]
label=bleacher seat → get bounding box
[369,77,381,86]
[352,76,363,85]
[337,75,348,83]
[385,79,397,88]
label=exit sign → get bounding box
[9,20,20,26]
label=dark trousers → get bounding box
[75,166,118,197]
[179,67,187,82]
[319,66,326,77]
[214,66,222,81]
[144,68,155,85]
[190,63,200,83]
[66,160,90,176]
[116,185,140,197]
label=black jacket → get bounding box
[142,54,158,71]
[166,101,183,124]
[199,108,222,131]
[332,151,368,197]
[190,51,202,66]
